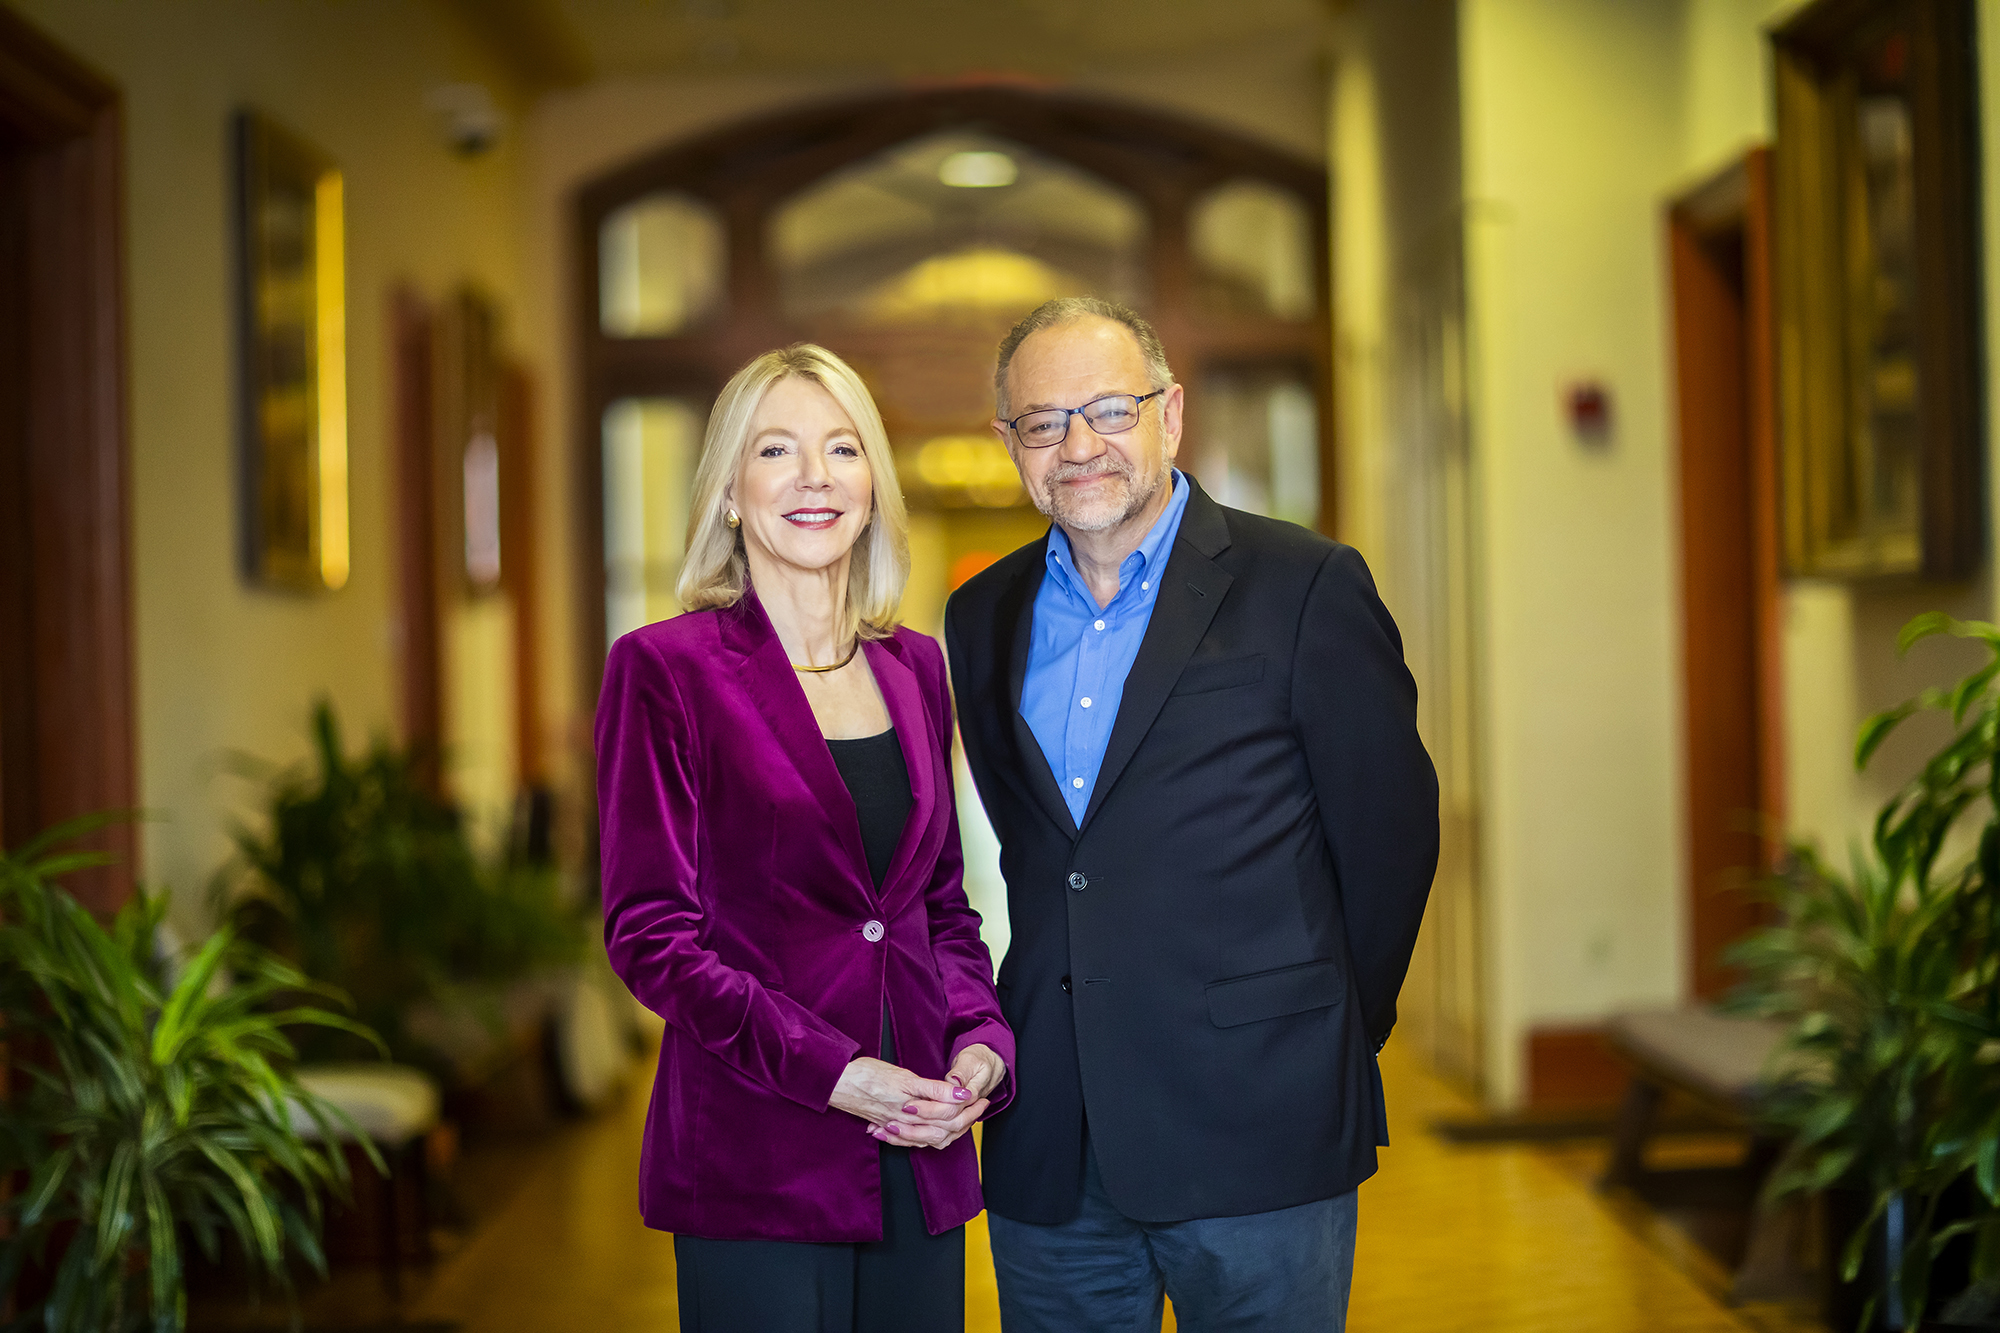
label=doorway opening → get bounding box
[574,86,1333,944]
[574,87,1332,681]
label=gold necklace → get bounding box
[792,639,860,674]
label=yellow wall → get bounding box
[4,0,532,932]
[1458,0,1691,1103]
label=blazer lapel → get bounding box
[997,539,1079,840]
[1078,483,1234,831]
[865,636,937,901]
[721,592,872,896]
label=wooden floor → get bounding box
[195,1042,1822,1332]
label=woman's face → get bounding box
[729,375,875,582]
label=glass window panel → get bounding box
[599,193,727,337]
[604,397,700,646]
[1191,369,1319,529]
[1191,180,1316,320]
[771,131,1147,325]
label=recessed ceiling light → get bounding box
[939,151,1018,188]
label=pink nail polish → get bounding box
[886,1123,901,1135]
[952,1088,969,1101]
[903,1105,918,1115]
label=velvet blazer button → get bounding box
[862,920,885,942]
[1067,872,1087,892]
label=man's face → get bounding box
[993,317,1183,535]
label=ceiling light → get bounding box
[939,151,1018,188]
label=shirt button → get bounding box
[1142,581,1150,590]
[1067,873,1087,891]
[1071,777,1084,789]
[862,920,885,943]
[1080,697,1092,708]
[1094,619,1105,631]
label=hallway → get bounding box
[246,1043,1815,1333]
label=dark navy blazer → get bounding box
[946,478,1439,1225]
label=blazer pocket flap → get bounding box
[1171,654,1265,696]
[1206,959,1345,1028]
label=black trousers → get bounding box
[672,1019,965,1333]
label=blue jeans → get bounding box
[987,1143,1357,1333]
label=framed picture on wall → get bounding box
[437,286,505,597]
[1771,0,1980,581]
[234,109,348,593]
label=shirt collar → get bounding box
[1044,469,1189,601]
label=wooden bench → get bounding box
[289,1063,442,1300]
[1602,1006,1788,1188]
[1601,1007,1808,1302]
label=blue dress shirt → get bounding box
[1022,470,1191,825]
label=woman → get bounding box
[596,344,1013,1332]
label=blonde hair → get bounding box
[676,344,909,641]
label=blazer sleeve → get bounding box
[596,632,862,1112]
[1291,545,1440,1049]
[912,633,1016,1114]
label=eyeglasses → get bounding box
[1004,391,1164,449]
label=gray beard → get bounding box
[1033,454,1165,534]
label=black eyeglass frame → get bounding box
[1003,390,1166,449]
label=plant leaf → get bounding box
[1857,703,1918,771]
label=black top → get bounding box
[825,728,912,891]
[945,477,1439,1227]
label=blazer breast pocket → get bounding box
[1170,654,1265,697]
[1205,958,1345,1028]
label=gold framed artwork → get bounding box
[235,109,348,592]
[1771,0,1981,581]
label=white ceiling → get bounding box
[500,0,1333,84]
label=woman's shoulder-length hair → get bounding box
[674,344,910,642]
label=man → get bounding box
[943,297,1439,1332]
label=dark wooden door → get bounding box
[1670,149,1784,1000]
[0,8,134,915]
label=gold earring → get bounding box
[725,508,740,529]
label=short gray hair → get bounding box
[993,297,1175,419]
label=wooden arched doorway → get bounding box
[572,86,1330,714]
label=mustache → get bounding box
[1043,456,1135,487]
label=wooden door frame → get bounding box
[1671,148,1784,1001]
[390,286,443,792]
[0,8,134,914]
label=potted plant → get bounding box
[1728,614,2000,1331]
[0,815,383,1333]
[215,702,587,1075]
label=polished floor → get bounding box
[195,1041,1822,1332]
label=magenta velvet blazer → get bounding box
[595,592,1014,1243]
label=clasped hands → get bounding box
[829,1043,1005,1149]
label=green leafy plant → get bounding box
[218,701,585,1066]
[1728,613,2000,1330]
[0,814,385,1333]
